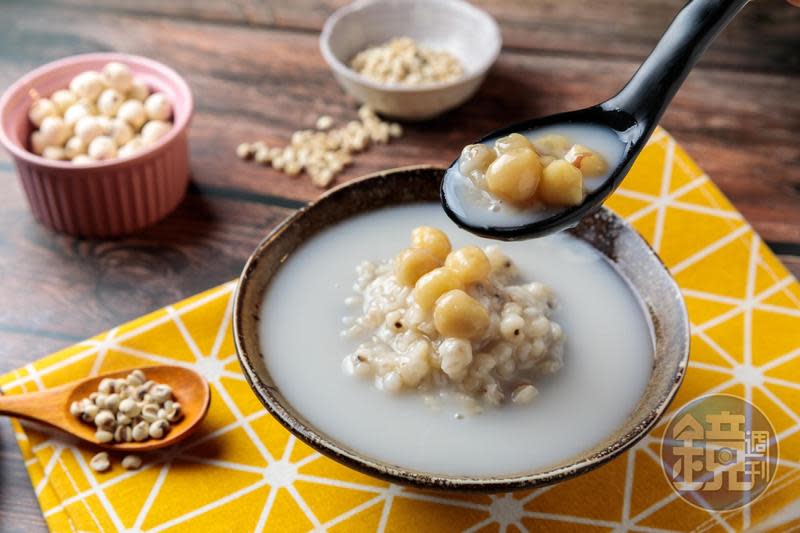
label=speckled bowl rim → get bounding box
[233,165,690,491]
[0,52,193,170]
[320,0,502,93]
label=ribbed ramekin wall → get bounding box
[14,133,189,238]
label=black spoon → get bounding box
[441,0,748,241]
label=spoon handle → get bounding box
[606,0,748,130]
[0,388,68,425]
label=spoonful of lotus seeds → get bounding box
[441,0,749,240]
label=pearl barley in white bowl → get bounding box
[320,0,501,120]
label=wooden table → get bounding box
[0,0,798,529]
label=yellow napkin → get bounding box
[3,128,799,532]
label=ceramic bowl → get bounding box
[0,53,193,237]
[320,0,501,120]
[233,165,690,491]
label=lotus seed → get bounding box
[143,92,172,121]
[102,62,133,93]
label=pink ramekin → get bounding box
[0,53,193,237]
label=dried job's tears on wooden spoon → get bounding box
[0,366,210,451]
[441,0,748,240]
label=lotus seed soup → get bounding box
[259,203,653,476]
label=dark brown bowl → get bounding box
[233,165,689,491]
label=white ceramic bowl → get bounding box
[320,0,501,120]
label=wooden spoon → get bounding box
[0,366,210,452]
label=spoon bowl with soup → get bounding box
[441,0,748,240]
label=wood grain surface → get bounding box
[0,0,798,529]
